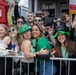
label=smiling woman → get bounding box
[31,24,57,75]
[51,29,76,75]
[19,23,35,75]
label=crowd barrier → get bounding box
[0,55,76,75]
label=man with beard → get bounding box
[26,12,35,27]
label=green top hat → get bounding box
[19,23,31,35]
[52,31,70,39]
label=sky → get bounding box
[19,0,28,7]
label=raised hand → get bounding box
[48,25,54,36]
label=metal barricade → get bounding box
[0,56,76,75]
[50,57,76,75]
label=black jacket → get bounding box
[55,53,76,75]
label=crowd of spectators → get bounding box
[0,0,76,75]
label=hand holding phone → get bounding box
[50,48,56,57]
[9,51,16,56]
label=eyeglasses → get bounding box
[34,19,42,22]
[17,21,24,24]
[8,29,16,33]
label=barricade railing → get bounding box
[0,55,76,75]
[50,57,76,75]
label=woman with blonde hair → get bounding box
[24,23,57,75]
[0,24,20,75]
[0,24,11,75]
[19,23,35,75]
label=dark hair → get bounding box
[17,16,26,24]
[12,16,17,24]
[65,11,69,15]
[55,37,76,57]
[57,15,66,22]
[35,16,43,20]
[43,9,50,13]
[21,16,26,23]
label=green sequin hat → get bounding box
[19,23,31,35]
[52,31,70,39]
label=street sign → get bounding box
[69,0,76,14]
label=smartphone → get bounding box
[17,0,20,3]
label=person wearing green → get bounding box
[31,24,57,75]
[19,23,35,75]
[52,30,76,75]
[7,7,13,26]
[37,37,52,52]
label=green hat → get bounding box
[19,23,31,35]
[52,31,70,39]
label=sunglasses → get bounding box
[17,21,24,24]
[34,19,42,22]
[8,28,16,33]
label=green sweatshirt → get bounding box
[36,37,52,62]
[37,37,52,52]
